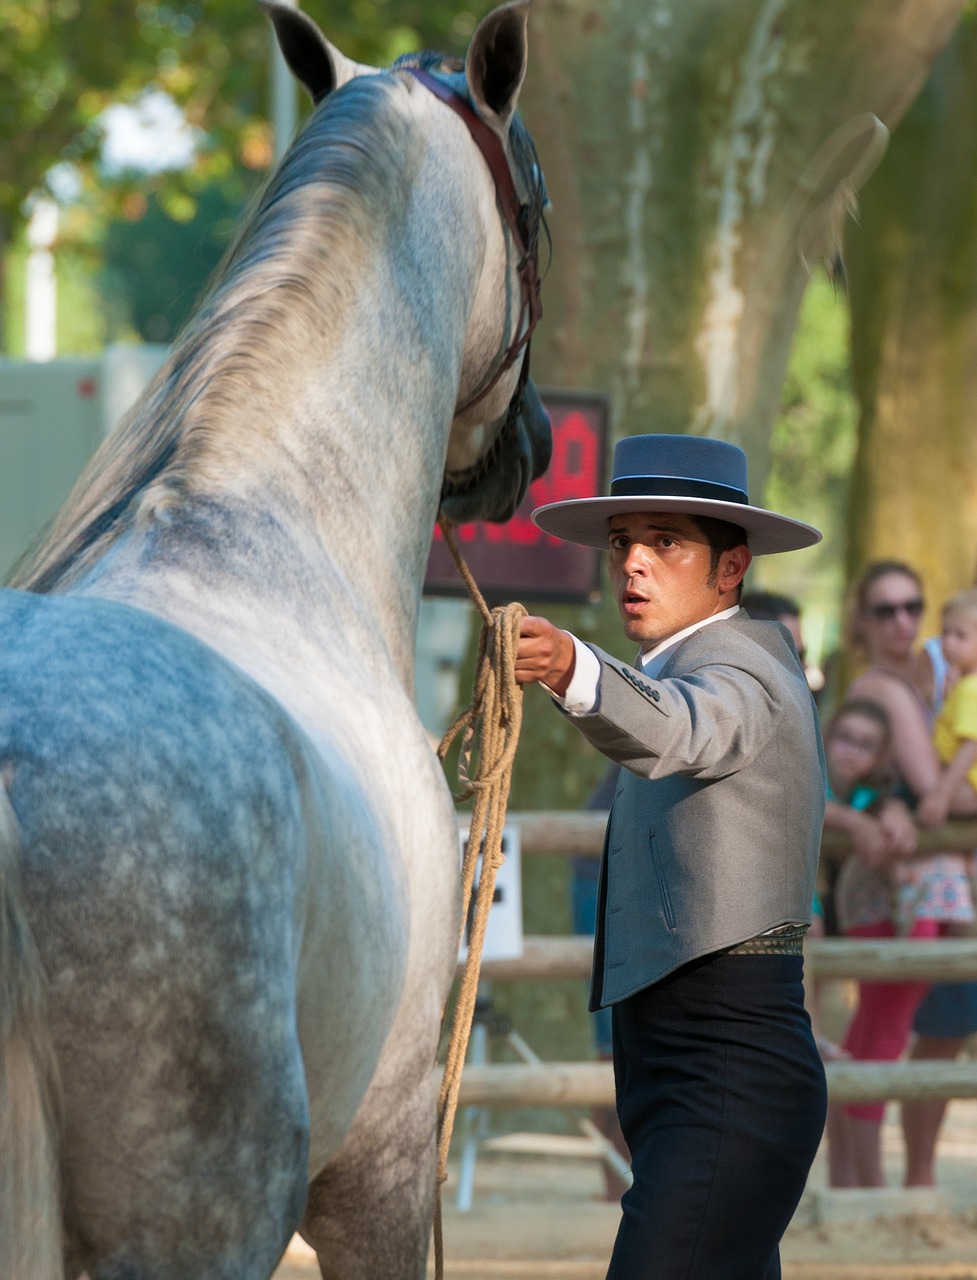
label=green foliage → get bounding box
[3,229,108,355]
[0,0,481,234]
[99,184,245,343]
[0,0,481,350]
[0,0,258,231]
[756,273,860,659]
[768,276,857,512]
[293,1,481,62]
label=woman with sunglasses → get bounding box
[841,560,977,1188]
[846,562,951,805]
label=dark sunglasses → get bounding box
[865,598,925,621]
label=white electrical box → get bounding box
[0,344,167,579]
[458,825,524,963]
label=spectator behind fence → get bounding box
[741,587,829,699]
[916,590,977,829]
[740,590,805,661]
[845,561,977,1187]
[822,698,918,1186]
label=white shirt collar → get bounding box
[638,605,740,679]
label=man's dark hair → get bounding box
[689,514,748,592]
[740,589,800,622]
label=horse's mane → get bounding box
[10,75,414,595]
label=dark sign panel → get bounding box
[425,390,608,603]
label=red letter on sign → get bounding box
[531,411,600,544]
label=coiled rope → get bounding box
[433,516,527,1280]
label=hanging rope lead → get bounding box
[433,516,527,1280]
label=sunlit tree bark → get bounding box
[523,0,963,489]
[846,15,977,625]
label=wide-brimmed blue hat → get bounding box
[532,434,821,556]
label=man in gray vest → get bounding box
[515,433,827,1280]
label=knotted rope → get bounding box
[433,516,526,1280]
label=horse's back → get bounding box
[0,587,401,1275]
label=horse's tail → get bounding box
[0,784,64,1280]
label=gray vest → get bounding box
[573,615,825,1009]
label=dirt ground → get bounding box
[274,1099,977,1280]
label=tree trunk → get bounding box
[846,17,977,622]
[523,0,964,488]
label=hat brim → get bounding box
[531,496,822,556]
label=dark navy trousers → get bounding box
[607,951,826,1280]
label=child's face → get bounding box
[826,712,887,794]
[942,610,977,676]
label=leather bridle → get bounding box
[406,68,543,419]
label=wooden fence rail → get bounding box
[493,810,977,860]
[469,936,977,984]
[453,811,977,1107]
[454,1061,977,1108]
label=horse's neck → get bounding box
[94,350,449,691]
[85,108,491,693]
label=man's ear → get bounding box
[719,545,753,593]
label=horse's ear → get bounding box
[259,0,359,104]
[465,1,530,136]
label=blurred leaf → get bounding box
[99,183,242,343]
[0,0,472,346]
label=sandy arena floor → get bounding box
[274,1099,977,1280]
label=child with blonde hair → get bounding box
[917,589,977,828]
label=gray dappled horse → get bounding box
[0,4,550,1277]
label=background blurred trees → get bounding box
[520,0,964,600]
[846,11,977,626]
[0,0,474,344]
[99,186,242,344]
[0,0,265,329]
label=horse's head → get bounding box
[415,4,553,526]
[262,0,552,527]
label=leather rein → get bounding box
[406,68,543,417]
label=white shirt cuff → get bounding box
[545,635,601,714]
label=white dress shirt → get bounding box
[551,605,741,715]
